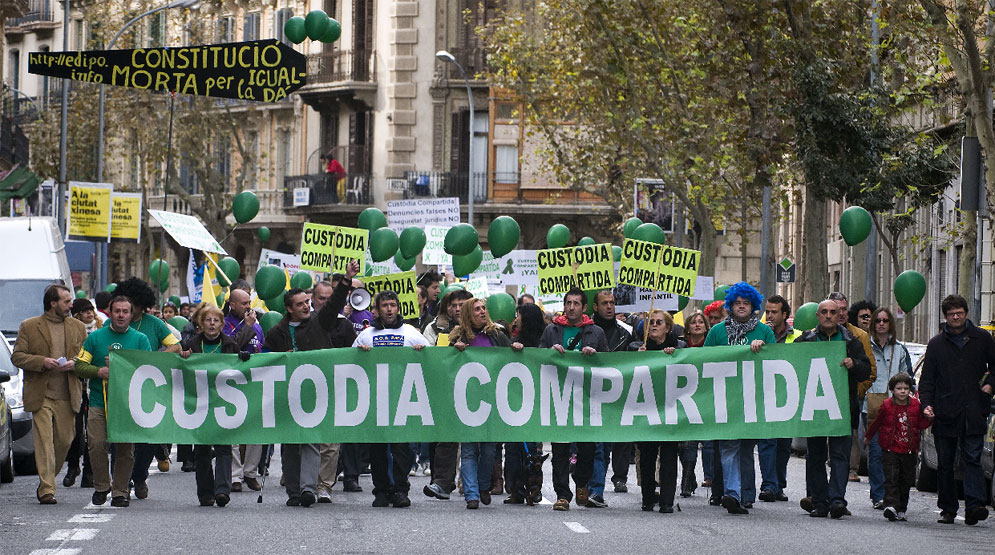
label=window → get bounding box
[179,156,199,194]
[216,137,232,184]
[9,49,19,91]
[495,145,518,184]
[217,15,234,42]
[148,12,165,47]
[275,8,294,45]
[278,129,293,183]
[243,12,261,41]
[72,19,85,50]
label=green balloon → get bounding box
[105,282,117,293]
[283,16,307,44]
[254,265,286,300]
[633,223,665,245]
[159,279,170,293]
[319,17,341,43]
[793,302,819,331]
[453,244,484,276]
[612,245,622,262]
[487,216,520,258]
[257,226,271,242]
[265,293,286,315]
[370,228,400,262]
[839,206,872,246]
[232,191,260,224]
[578,237,596,247]
[75,290,87,299]
[149,259,170,283]
[623,217,643,239]
[167,316,189,331]
[714,284,731,302]
[357,207,387,231]
[290,271,313,290]
[894,270,927,312]
[394,250,416,271]
[486,293,516,323]
[546,224,570,249]
[218,257,240,287]
[168,295,181,307]
[444,223,479,256]
[677,295,690,311]
[260,311,283,333]
[216,292,226,307]
[304,9,330,40]
[399,227,427,259]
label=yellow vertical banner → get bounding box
[299,222,368,274]
[110,192,142,242]
[617,238,701,296]
[361,271,419,319]
[67,182,113,242]
[535,243,615,296]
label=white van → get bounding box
[0,216,74,474]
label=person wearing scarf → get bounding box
[703,282,775,515]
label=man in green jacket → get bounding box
[74,296,152,507]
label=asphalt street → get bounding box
[1,446,991,555]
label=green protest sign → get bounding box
[299,222,367,274]
[535,243,615,296]
[618,238,701,296]
[361,271,418,319]
[106,342,849,444]
[28,40,306,102]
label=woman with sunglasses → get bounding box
[629,310,685,513]
[863,306,913,510]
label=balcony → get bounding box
[282,173,372,208]
[393,171,488,204]
[5,0,58,32]
[298,49,377,110]
[441,47,487,81]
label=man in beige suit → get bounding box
[11,284,87,504]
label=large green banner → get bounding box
[107,342,849,444]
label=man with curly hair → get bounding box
[108,277,185,502]
[703,282,775,515]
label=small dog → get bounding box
[525,451,549,506]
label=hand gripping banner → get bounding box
[107,342,849,444]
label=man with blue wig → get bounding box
[703,282,775,514]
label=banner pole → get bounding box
[643,244,666,344]
[203,251,231,286]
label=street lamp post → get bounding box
[436,50,475,225]
[94,0,199,289]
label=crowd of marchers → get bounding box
[10,265,993,528]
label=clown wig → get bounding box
[723,281,763,313]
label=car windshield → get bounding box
[0,280,58,337]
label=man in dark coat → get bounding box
[920,294,995,526]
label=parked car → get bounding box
[0,368,13,483]
[0,332,33,475]
[912,344,995,503]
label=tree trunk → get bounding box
[802,186,828,301]
[959,210,978,299]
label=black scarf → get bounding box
[725,313,761,345]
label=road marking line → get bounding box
[46,529,99,541]
[29,549,82,555]
[83,502,128,510]
[564,521,590,533]
[68,513,114,523]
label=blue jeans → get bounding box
[701,441,714,481]
[719,439,756,503]
[934,434,987,514]
[757,438,791,494]
[805,435,851,509]
[589,442,607,496]
[863,413,884,502]
[460,442,495,501]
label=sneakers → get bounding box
[421,463,432,476]
[552,498,570,511]
[372,493,390,507]
[829,502,847,519]
[343,479,363,493]
[585,494,608,508]
[244,477,262,491]
[966,506,989,526]
[759,490,776,503]
[884,506,898,521]
[157,457,170,472]
[872,500,885,509]
[392,492,411,508]
[317,488,333,504]
[423,483,450,500]
[896,511,907,522]
[110,496,130,508]
[613,480,628,493]
[575,486,589,506]
[215,493,230,507]
[133,481,149,500]
[92,489,110,506]
[721,495,748,515]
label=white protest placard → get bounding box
[293,187,310,207]
[257,248,302,274]
[613,261,679,313]
[464,277,489,299]
[387,197,461,233]
[692,276,714,301]
[475,251,502,281]
[423,225,453,265]
[494,250,539,286]
[365,251,401,276]
[148,209,227,254]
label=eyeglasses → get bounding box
[945,310,967,318]
[649,319,665,326]
[874,318,889,323]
